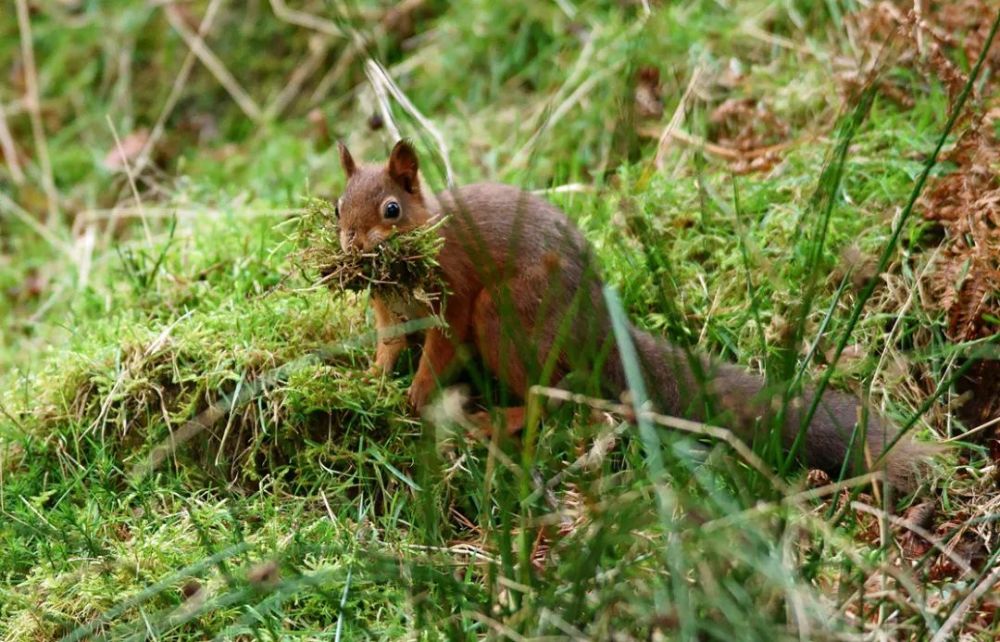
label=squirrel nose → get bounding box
[340,230,361,252]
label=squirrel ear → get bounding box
[337,141,357,179]
[387,139,419,193]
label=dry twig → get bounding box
[164,3,263,123]
[15,0,59,223]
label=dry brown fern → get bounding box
[841,1,999,111]
[922,117,1000,339]
[920,112,1000,428]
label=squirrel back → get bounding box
[335,140,934,492]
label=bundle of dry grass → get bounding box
[294,198,449,308]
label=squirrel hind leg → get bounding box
[468,407,527,437]
[466,291,532,438]
[471,289,532,398]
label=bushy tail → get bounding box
[627,328,935,492]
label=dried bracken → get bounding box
[841,1,999,110]
[706,97,790,174]
[920,110,1000,428]
[844,1,1000,433]
[933,0,1000,75]
[922,119,1000,339]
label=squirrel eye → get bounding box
[384,201,401,220]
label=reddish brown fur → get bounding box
[335,140,935,492]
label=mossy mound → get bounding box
[4,290,413,488]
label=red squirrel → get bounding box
[333,139,934,491]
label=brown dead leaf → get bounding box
[308,108,329,146]
[103,128,149,172]
[899,530,933,559]
[929,555,961,581]
[706,97,789,174]
[530,526,551,571]
[530,484,587,571]
[709,97,789,152]
[634,66,664,120]
[806,469,832,488]
[765,313,794,346]
[6,268,46,302]
[113,522,132,542]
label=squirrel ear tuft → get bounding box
[387,139,419,193]
[338,141,357,178]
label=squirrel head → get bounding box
[335,139,432,252]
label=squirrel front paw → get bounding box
[406,377,434,412]
[367,362,389,378]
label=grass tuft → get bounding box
[293,197,448,308]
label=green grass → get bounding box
[2,0,999,640]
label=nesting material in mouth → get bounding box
[293,198,449,307]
